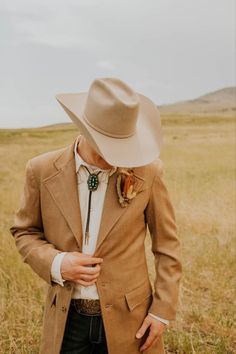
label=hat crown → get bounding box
[83,78,139,138]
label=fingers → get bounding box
[62,252,103,283]
[136,316,151,339]
[79,264,101,275]
[136,316,163,352]
[79,256,103,266]
[74,262,101,285]
[79,273,99,282]
[71,251,103,265]
[75,265,100,284]
[139,329,159,352]
[75,271,100,286]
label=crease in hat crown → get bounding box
[82,78,140,138]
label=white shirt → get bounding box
[50,135,169,325]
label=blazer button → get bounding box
[61,306,67,312]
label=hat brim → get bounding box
[56,92,163,167]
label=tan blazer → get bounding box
[9,136,182,354]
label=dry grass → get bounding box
[0,116,235,353]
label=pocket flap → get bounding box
[125,283,152,311]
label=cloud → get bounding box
[96,60,115,71]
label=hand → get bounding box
[61,251,103,286]
[136,314,166,352]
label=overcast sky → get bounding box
[0,0,235,128]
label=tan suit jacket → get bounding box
[9,137,182,354]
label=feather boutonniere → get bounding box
[116,168,138,207]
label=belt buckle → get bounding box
[74,299,101,315]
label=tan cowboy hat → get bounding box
[56,77,163,167]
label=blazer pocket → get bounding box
[125,283,152,311]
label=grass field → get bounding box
[0,116,235,353]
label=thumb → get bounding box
[136,317,150,339]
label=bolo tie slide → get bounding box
[83,165,102,245]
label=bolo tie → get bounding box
[83,165,102,245]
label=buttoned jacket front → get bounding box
[10,135,182,354]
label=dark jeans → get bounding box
[60,301,108,354]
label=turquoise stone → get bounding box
[87,174,99,191]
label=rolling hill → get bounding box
[160,87,236,116]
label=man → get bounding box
[10,77,182,354]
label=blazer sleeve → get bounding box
[144,160,182,320]
[9,159,62,286]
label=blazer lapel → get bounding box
[43,140,83,250]
[94,170,145,254]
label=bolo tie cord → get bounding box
[83,165,102,245]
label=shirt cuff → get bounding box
[50,252,67,286]
[148,312,170,325]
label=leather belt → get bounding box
[71,298,101,315]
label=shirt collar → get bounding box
[74,135,117,177]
